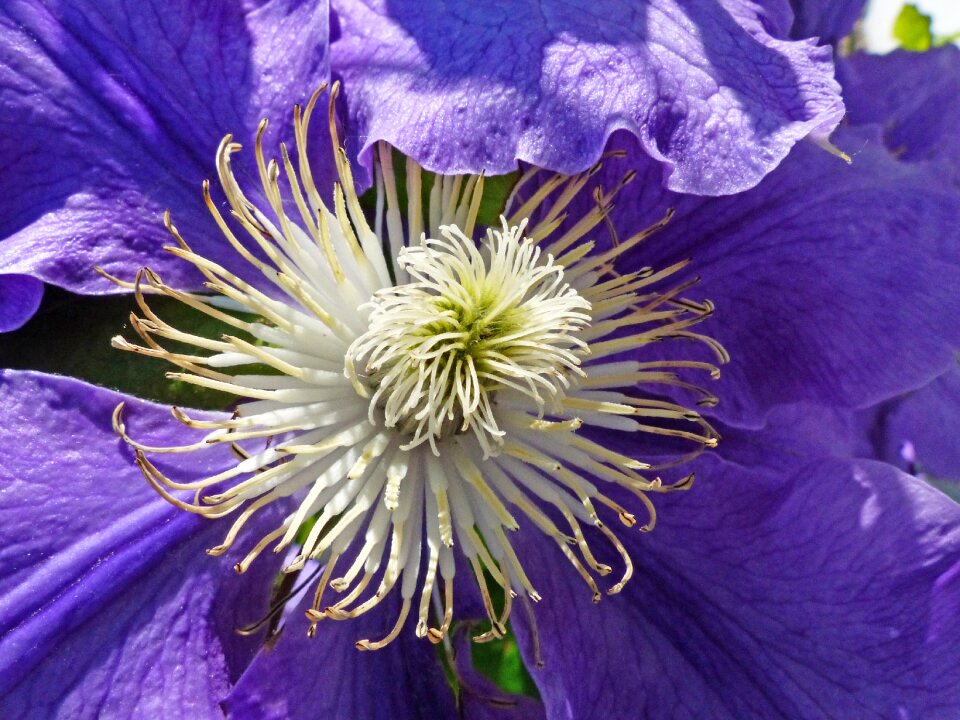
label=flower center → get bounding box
[346,221,591,456]
[105,83,728,652]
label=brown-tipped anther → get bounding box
[324,607,351,621]
[473,627,504,643]
[112,402,126,434]
[668,473,695,492]
[94,265,138,289]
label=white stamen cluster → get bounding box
[347,221,591,457]
[107,84,725,651]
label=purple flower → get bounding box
[2,3,960,720]
[0,0,329,332]
[839,45,960,183]
[0,0,852,332]
[787,0,867,44]
[330,0,846,196]
[0,371,290,718]
[857,365,960,489]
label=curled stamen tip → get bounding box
[307,625,318,639]
[206,545,228,556]
[330,578,349,592]
[233,562,246,574]
[111,402,126,432]
[529,592,542,603]
[283,557,306,573]
[473,629,502,643]
[591,592,602,604]
[640,523,655,533]
[426,628,446,644]
[607,582,627,595]
[324,607,351,620]
[305,608,325,622]
[625,460,650,470]
[596,564,613,576]
[619,512,637,527]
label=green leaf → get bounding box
[894,4,934,52]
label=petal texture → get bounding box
[789,0,866,43]
[0,0,329,326]
[0,275,43,332]
[0,371,281,719]
[331,0,844,195]
[860,366,960,483]
[576,125,960,426]
[841,47,960,182]
[225,592,458,720]
[511,453,960,719]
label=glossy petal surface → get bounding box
[0,371,280,719]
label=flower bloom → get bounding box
[110,85,724,649]
[3,2,960,718]
[0,0,847,332]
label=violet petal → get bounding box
[789,0,867,43]
[331,0,845,195]
[0,0,330,326]
[582,125,960,426]
[841,47,960,183]
[0,371,282,717]
[511,453,960,719]
[225,591,458,720]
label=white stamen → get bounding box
[108,83,725,651]
[346,219,590,457]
